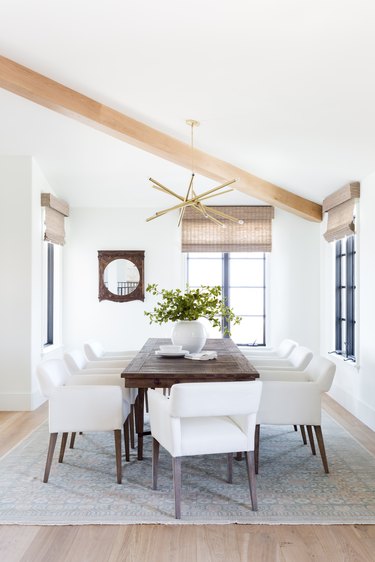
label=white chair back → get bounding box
[304,355,336,391]
[169,381,263,418]
[64,350,87,373]
[84,341,103,361]
[37,359,70,398]
[277,339,298,358]
[289,346,313,369]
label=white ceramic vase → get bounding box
[171,320,207,354]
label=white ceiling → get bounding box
[1,0,375,211]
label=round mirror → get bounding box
[103,259,140,296]
[98,250,144,302]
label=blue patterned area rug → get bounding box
[1,413,375,525]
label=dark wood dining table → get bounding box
[121,337,259,460]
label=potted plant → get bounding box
[144,283,241,353]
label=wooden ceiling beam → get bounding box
[0,55,322,221]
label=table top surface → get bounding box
[122,338,259,388]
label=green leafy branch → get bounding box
[144,283,241,335]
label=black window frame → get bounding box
[334,236,356,361]
[186,252,267,346]
[44,242,54,346]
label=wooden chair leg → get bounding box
[123,419,130,462]
[145,389,149,413]
[130,404,135,449]
[245,451,258,511]
[254,424,260,474]
[152,438,160,490]
[172,457,182,519]
[227,453,233,483]
[293,425,298,431]
[59,432,68,463]
[43,433,58,483]
[300,425,307,445]
[314,425,329,473]
[69,432,76,449]
[114,429,122,484]
[306,425,316,455]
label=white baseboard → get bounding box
[329,385,375,432]
[0,391,45,411]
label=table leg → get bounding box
[136,388,145,460]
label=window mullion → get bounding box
[46,242,54,345]
[346,236,355,358]
[335,240,342,352]
[222,253,230,337]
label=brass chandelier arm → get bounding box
[195,179,237,200]
[197,189,234,202]
[195,202,225,227]
[200,205,243,224]
[146,198,196,222]
[178,173,196,226]
[149,178,185,201]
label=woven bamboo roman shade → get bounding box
[323,182,360,242]
[181,206,274,252]
[41,193,70,245]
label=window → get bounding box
[42,242,54,346]
[42,242,61,348]
[335,236,356,360]
[186,252,266,345]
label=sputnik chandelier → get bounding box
[146,120,244,227]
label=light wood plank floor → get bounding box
[0,397,374,562]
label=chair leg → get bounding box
[306,425,316,455]
[59,432,68,463]
[123,418,130,462]
[130,405,135,449]
[172,457,182,519]
[314,425,329,473]
[293,425,298,431]
[300,425,307,445]
[69,432,76,449]
[254,424,260,474]
[245,451,258,511]
[152,438,160,490]
[43,433,58,483]
[114,429,122,484]
[145,389,149,413]
[227,453,233,483]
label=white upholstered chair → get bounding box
[64,349,137,450]
[64,349,130,372]
[148,381,263,519]
[36,358,131,483]
[256,356,336,473]
[249,345,313,371]
[240,338,298,359]
[84,341,138,362]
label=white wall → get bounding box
[63,206,321,355]
[0,164,322,410]
[0,156,46,410]
[320,174,375,431]
[63,207,183,352]
[270,208,321,352]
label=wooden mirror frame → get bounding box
[98,250,145,302]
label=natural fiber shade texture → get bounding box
[323,183,360,243]
[41,193,69,246]
[181,206,274,252]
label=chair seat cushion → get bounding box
[259,372,310,381]
[179,416,248,457]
